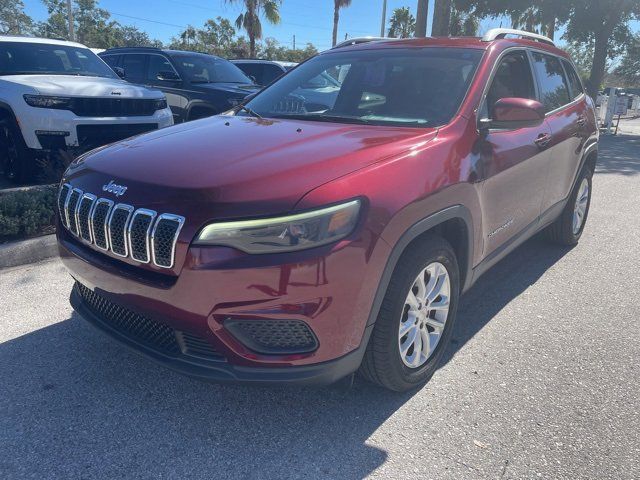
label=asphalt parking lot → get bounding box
[1,134,639,479]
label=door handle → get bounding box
[534,133,551,149]
[576,115,587,127]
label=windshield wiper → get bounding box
[270,113,370,124]
[236,104,262,119]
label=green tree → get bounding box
[226,0,281,57]
[0,0,33,35]
[198,17,236,55]
[564,0,640,98]
[615,33,640,87]
[388,7,415,38]
[39,0,117,46]
[449,7,478,36]
[564,41,595,82]
[332,0,352,46]
[113,25,162,48]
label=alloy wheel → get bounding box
[573,178,590,235]
[398,262,451,368]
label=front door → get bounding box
[144,54,189,122]
[477,50,552,256]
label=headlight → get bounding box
[153,98,168,110]
[194,199,361,253]
[23,94,72,109]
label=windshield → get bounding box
[242,47,482,127]
[0,42,117,78]
[173,54,252,84]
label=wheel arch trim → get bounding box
[365,205,474,329]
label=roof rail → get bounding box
[332,36,387,49]
[482,28,555,46]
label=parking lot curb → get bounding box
[0,235,58,269]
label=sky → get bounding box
[23,0,509,50]
[22,0,640,50]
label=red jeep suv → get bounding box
[57,29,597,391]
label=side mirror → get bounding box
[488,97,545,130]
[113,67,125,79]
[157,70,180,81]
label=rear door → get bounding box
[529,52,585,212]
[478,50,552,255]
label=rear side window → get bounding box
[531,52,571,112]
[484,51,536,118]
[122,54,145,82]
[562,60,584,100]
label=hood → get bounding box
[194,82,259,95]
[64,115,437,224]
[1,75,163,98]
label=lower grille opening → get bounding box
[75,282,223,361]
[225,319,319,355]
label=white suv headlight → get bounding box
[23,94,72,108]
[194,200,361,254]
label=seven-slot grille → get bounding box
[58,183,184,269]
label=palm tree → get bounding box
[332,0,352,47]
[180,25,197,47]
[432,0,452,36]
[226,0,281,57]
[388,7,416,38]
[415,0,428,37]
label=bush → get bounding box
[0,185,57,242]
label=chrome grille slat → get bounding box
[77,193,97,243]
[90,199,113,250]
[127,209,157,263]
[59,185,183,268]
[108,204,134,257]
[58,184,72,228]
[66,188,83,236]
[151,213,185,269]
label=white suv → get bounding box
[0,36,173,182]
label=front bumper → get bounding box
[17,106,173,150]
[58,221,390,384]
[71,284,372,385]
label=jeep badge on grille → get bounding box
[102,180,127,197]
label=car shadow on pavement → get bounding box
[442,235,572,368]
[0,313,400,479]
[0,236,574,479]
[595,135,640,176]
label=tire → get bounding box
[545,166,593,246]
[359,235,460,392]
[0,117,33,183]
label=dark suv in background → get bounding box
[100,48,259,123]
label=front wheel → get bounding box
[359,235,460,392]
[546,166,593,246]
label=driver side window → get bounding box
[482,51,536,119]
